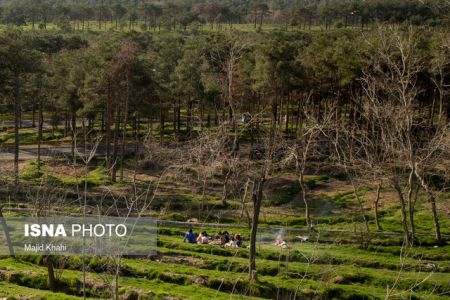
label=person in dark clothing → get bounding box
[183,229,196,243]
[223,231,230,243]
[218,231,230,245]
[235,234,243,247]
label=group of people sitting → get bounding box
[183,229,243,248]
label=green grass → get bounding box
[0,257,266,299]
[19,160,111,187]
[1,229,449,299]
[20,160,45,180]
[0,128,65,144]
[157,233,450,272]
[0,281,90,300]
[0,205,448,299]
[47,166,110,187]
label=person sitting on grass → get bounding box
[183,229,197,243]
[223,231,231,243]
[235,234,243,248]
[197,231,209,244]
[225,234,243,248]
[218,231,231,246]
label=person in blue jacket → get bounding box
[183,228,196,243]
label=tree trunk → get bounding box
[200,101,204,132]
[111,106,120,182]
[32,98,36,128]
[71,113,76,165]
[159,109,166,145]
[44,255,56,292]
[37,91,43,171]
[298,174,312,231]
[392,179,411,245]
[271,101,278,136]
[106,81,112,169]
[149,116,153,136]
[352,181,370,234]
[120,74,131,183]
[0,208,14,255]
[295,96,301,132]
[134,113,139,159]
[407,168,416,242]
[160,99,165,145]
[177,96,181,135]
[374,182,382,231]
[414,168,442,244]
[173,102,177,139]
[285,93,290,134]
[13,75,21,191]
[119,96,128,183]
[187,96,193,136]
[429,95,436,126]
[240,179,252,228]
[446,97,450,123]
[249,177,265,281]
[214,106,219,126]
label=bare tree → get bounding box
[361,25,449,244]
[187,124,231,212]
[430,30,450,124]
[284,97,332,231]
[248,115,283,281]
[209,30,249,128]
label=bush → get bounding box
[265,183,300,206]
[8,272,48,290]
[88,257,110,272]
[163,213,185,222]
[20,161,44,180]
[334,21,344,29]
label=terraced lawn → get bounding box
[0,227,449,299]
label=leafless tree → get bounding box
[209,30,249,128]
[327,121,371,240]
[248,116,284,281]
[361,25,449,244]
[284,97,333,231]
[430,30,450,124]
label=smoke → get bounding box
[275,228,284,241]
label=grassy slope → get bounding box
[0,258,265,300]
[0,229,449,299]
[0,281,89,300]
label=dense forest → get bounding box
[0,0,449,31]
[1,24,449,239]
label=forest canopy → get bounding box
[0,0,448,30]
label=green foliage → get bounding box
[19,160,42,180]
[265,182,300,206]
[47,166,110,187]
[0,0,446,32]
[163,213,185,222]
